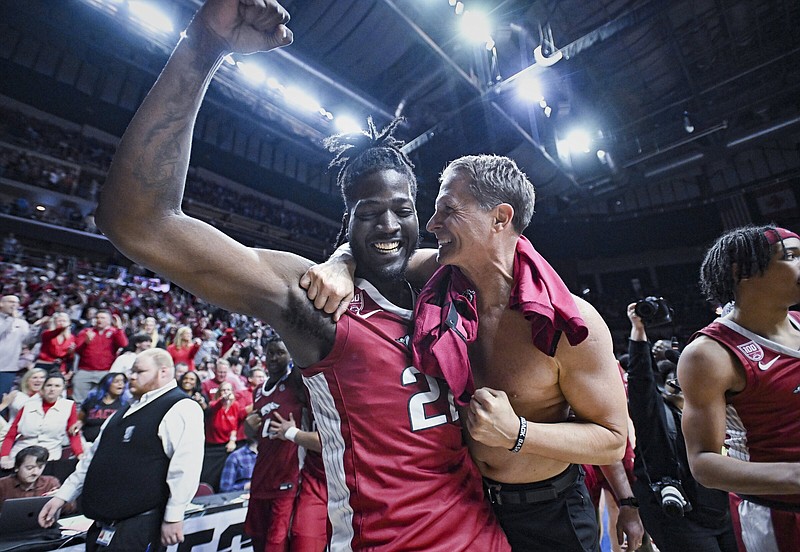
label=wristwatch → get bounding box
[618,496,639,508]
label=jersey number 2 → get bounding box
[402,366,458,431]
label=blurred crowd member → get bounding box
[73,310,128,403]
[0,373,82,468]
[235,367,266,444]
[627,303,735,551]
[78,373,132,442]
[196,358,216,382]
[0,367,46,421]
[194,329,219,367]
[175,362,189,382]
[202,358,242,397]
[219,328,237,357]
[201,381,246,490]
[0,295,30,396]
[37,312,76,374]
[142,316,161,348]
[680,226,800,551]
[0,445,60,507]
[178,371,207,411]
[219,439,257,493]
[109,333,153,376]
[167,326,202,372]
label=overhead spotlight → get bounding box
[683,111,695,133]
[36,205,46,211]
[544,106,552,117]
[128,1,174,33]
[460,10,492,43]
[455,2,464,15]
[266,77,283,91]
[449,0,456,5]
[596,149,606,161]
[237,61,266,84]
[285,87,321,112]
[517,77,543,103]
[539,99,547,109]
[566,129,592,154]
[485,38,495,51]
[335,116,363,134]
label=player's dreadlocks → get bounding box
[699,224,781,305]
[323,117,416,247]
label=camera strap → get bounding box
[638,401,684,489]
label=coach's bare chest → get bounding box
[469,307,567,422]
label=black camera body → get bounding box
[651,477,692,518]
[635,296,673,327]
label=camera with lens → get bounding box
[634,296,673,327]
[651,477,692,518]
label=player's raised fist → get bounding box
[190,0,293,56]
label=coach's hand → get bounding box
[161,520,185,546]
[38,497,65,528]
[465,387,521,450]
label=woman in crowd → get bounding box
[37,312,76,374]
[0,367,47,422]
[76,372,132,442]
[201,381,246,491]
[167,326,202,372]
[0,373,82,469]
[0,445,60,507]
[179,371,208,410]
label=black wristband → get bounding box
[508,416,527,453]
[618,496,639,508]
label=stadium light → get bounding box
[516,77,543,103]
[565,129,592,153]
[460,10,491,44]
[128,1,174,33]
[237,61,266,85]
[284,87,321,112]
[335,116,363,134]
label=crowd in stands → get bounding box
[0,104,339,251]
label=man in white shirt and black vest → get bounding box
[39,348,204,550]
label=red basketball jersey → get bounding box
[250,370,304,500]
[302,279,509,552]
[692,311,800,504]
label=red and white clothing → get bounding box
[74,327,128,372]
[692,312,800,551]
[302,280,509,552]
[167,342,202,372]
[38,329,76,373]
[205,398,246,444]
[290,407,328,551]
[245,369,304,552]
[1,396,82,460]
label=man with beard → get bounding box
[86,0,509,550]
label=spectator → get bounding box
[142,316,161,348]
[626,303,735,551]
[0,373,82,468]
[193,329,219,367]
[0,295,31,397]
[201,358,239,397]
[109,333,154,376]
[0,445,60,508]
[174,362,189,382]
[39,348,205,550]
[219,439,257,492]
[178,371,207,411]
[167,326,202,373]
[201,381,246,491]
[0,367,47,422]
[77,373,132,442]
[37,312,76,374]
[73,310,128,403]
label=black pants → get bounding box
[488,468,599,552]
[85,510,164,552]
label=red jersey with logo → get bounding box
[249,371,304,500]
[302,279,509,552]
[692,311,800,505]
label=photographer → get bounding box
[626,301,736,552]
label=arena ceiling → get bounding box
[2,0,799,253]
